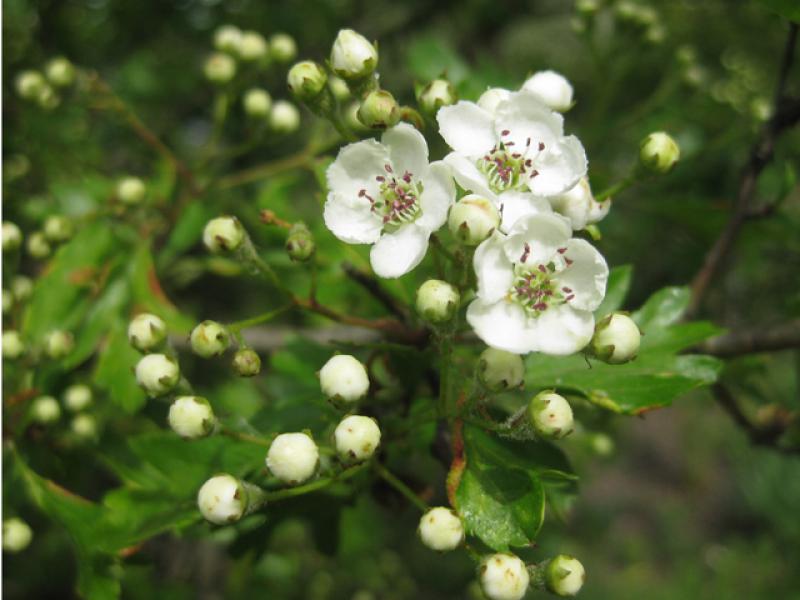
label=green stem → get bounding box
[263,463,368,501]
[228,304,294,333]
[438,335,453,419]
[595,169,640,202]
[219,426,274,447]
[373,462,428,512]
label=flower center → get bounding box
[508,244,575,317]
[359,164,423,232]
[477,131,544,194]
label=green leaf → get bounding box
[93,319,147,413]
[406,36,470,85]
[757,0,800,21]
[595,264,633,316]
[129,244,193,332]
[632,286,690,329]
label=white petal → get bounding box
[504,212,572,266]
[495,91,564,151]
[478,87,512,115]
[436,101,497,158]
[466,298,539,354]
[443,153,495,199]
[586,198,611,225]
[369,224,429,278]
[554,238,608,311]
[497,191,553,233]
[521,71,574,112]
[528,135,587,197]
[327,138,389,200]
[323,192,383,244]
[473,232,514,303]
[381,122,429,177]
[548,178,592,230]
[527,304,595,355]
[417,161,455,231]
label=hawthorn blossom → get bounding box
[324,123,455,278]
[466,212,608,355]
[548,177,610,231]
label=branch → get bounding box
[342,262,409,321]
[696,320,800,357]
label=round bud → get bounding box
[204,53,237,84]
[3,518,33,553]
[71,414,98,439]
[269,100,301,133]
[11,276,34,302]
[549,177,609,231]
[43,215,73,243]
[168,396,216,439]
[545,555,586,597]
[2,221,23,252]
[285,222,315,262]
[243,88,272,118]
[590,312,641,364]
[2,290,12,314]
[343,100,371,133]
[135,353,180,397]
[357,90,400,129]
[31,396,61,424]
[190,321,230,358]
[266,432,319,485]
[415,279,460,324]
[521,71,574,112]
[287,61,328,102]
[328,75,351,102]
[15,70,46,100]
[479,87,512,114]
[270,33,297,63]
[330,29,378,80]
[334,415,381,462]
[418,507,464,551]
[448,195,500,246]
[479,553,530,600]
[26,231,51,259]
[36,85,60,110]
[45,57,76,87]
[477,348,524,392]
[213,24,243,54]
[44,330,74,359]
[117,176,146,205]
[128,313,167,353]
[63,384,92,412]
[232,348,261,377]
[528,391,574,440]
[202,216,245,253]
[418,79,457,115]
[2,330,25,360]
[197,474,247,525]
[320,355,369,403]
[238,31,269,62]
[639,131,680,173]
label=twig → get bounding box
[342,262,409,321]
[696,320,800,357]
[373,462,428,511]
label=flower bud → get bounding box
[549,177,609,231]
[15,70,46,100]
[232,348,261,377]
[71,414,98,439]
[343,100,371,133]
[2,331,25,360]
[31,396,61,424]
[27,231,51,259]
[479,553,530,600]
[2,290,12,314]
[45,57,76,87]
[204,53,237,84]
[36,84,60,110]
[334,415,381,462]
[522,71,574,112]
[266,432,319,484]
[44,330,74,359]
[3,518,33,553]
[190,321,230,358]
[545,555,586,597]
[477,348,524,392]
[528,391,574,439]
[213,24,243,54]
[418,79,457,115]
[168,396,216,439]
[270,33,297,63]
[128,313,167,353]
[330,29,378,80]
[12,276,33,302]
[117,176,146,205]
[357,90,400,129]
[269,100,301,133]
[590,312,641,364]
[287,61,328,102]
[328,75,351,102]
[418,507,464,552]
[63,384,92,412]
[238,31,269,62]
[415,279,460,324]
[197,474,248,524]
[639,131,680,173]
[285,222,315,262]
[43,215,73,243]
[135,353,180,397]
[319,354,369,403]
[479,88,512,114]
[243,88,272,118]
[2,221,23,252]
[448,194,500,246]
[203,216,245,253]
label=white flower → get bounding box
[324,123,455,278]
[548,177,610,231]
[466,213,608,355]
[521,70,574,112]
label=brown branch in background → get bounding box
[696,320,800,358]
[342,262,410,321]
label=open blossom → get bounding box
[467,212,608,355]
[324,123,455,278]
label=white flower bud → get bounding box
[478,88,512,114]
[328,75,351,102]
[202,216,245,253]
[232,348,261,377]
[3,518,33,553]
[357,90,400,129]
[27,231,51,259]
[11,275,33,302]
[63,384,92,412]
[44,330,74,359]
[319,355,369,403]
[3,221,23,252]
[117,176,146,205]
[197,474,246,525]
[238,31,268,62]
[266,432,319,484]
[71,414,98,439]
[128,313,167,353]
[168,396,216,439]
[415,279,460,324]
[204,53,237,84]
[243,88,272,118]
[545,555,586,597]
[522,70,574,112]
[448,194,500,246]
[31,396,61,424]
[36,84,60,110]
[285,222,315,262]
[418,79,457,115]
[270,33,297,63]
[190,320,230,358]
[591,312,641,364]
[269,100,301,133]
[528,391,574,440]
[2,290,12,314]
[15,70,46,100]
[287,61,328,101]
[549,178,610,231]
[640,131,680,173]
[334,415,381,462]
[45,57,76,87]
[213,24,243,54]
[2,331,25,360]
[479,553,530,600]
[135,353,180,397]
[330,29,378,80]
[418,507,464,551]
[477,348,524,392]
[43,215,74,243]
